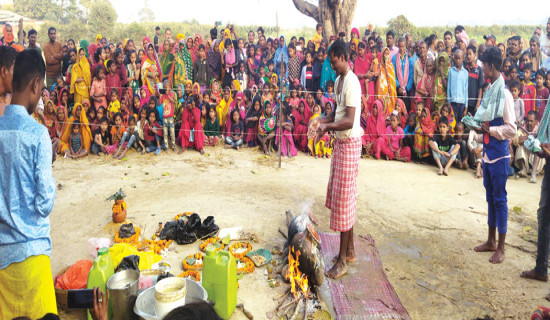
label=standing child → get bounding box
[135,108,148,154]
[193,44,211,94]
[113,116,138,160]
[107,88,120,119]
[508,80,525,125]
[119,96,130,126]
[258,100,277,155]
[535,69,548,121]
[161,87,176,150]
[66,123,88,159]
[106,113,125,154]
[105,59,121,99]
[225,109,244,149]
[144,110,163,155]
[90,65,107,110]
[521,63,536,114]
[454,122,469,170]
[312,24,323,51]
[447,49,469,124]
[204,105,221,146]
[429,116,460,175]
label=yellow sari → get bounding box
[376,47,397,117]
[60,103,93,153]
[216,95,233,127]
[71,50,92,104]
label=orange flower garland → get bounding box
[139,239,172,255]
[177,270,201,282]
[114,226,141,245]
[182,252,204,270]
[229,242,252,259]
[112,201,127,214]
[174,212,194,221]
[200,237,224,252]
[236,257,255,274]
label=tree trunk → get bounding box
[292,0,357,42]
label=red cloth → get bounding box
[292,107,308,152]
[180,107,204,150]
[522,82,536,114]
[362,99,386,146]
[55,260,93,290]
[396,98,408,129]
[325,137,362,232]
[106,72,121,100]
[420,108,435,138]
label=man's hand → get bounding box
[90,287,109,320]
[475,123,490,134]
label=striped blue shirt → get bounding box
[0,104,56,269]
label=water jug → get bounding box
[202,246,237,319]
[87,247,114,320]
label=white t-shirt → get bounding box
[334,70,362,140]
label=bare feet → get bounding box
[438,169,443,175]
[489,248,505,264]
[199,148,205,155]
[474,241,496,252]
[178,147,186,154]
[520,268,548,282]
[457,162,463,169]
[463,162,469,170]
[443,168,449,176]
[475,169,483,179]
[326,260,348,279]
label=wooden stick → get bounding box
[303,298,308,320]
[278,296,299,312]
[290,298,303,320]
[279,227,288,239]
[273,288,290,301]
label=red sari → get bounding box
[179,106,204,151]
[362,99,386,148]
[292,99,309,152]
[354,50,374,108]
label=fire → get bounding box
[286,246,309,298]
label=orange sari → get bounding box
[376,47,397,117]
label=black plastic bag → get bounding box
[119,223,136,239]
[116,255,140,272]
[159,221,178,240]
[176,218,197,245]
[197,216,219,239]
[157,272,174,282]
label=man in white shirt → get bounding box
[540,18,550,56]
[309,39,362,279]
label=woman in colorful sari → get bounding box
[376,47,397,117]
[159,40,175,86]
[171,39,193,88]
[59,103,93,154]
[292,99,309,152]
[320,45,337,91]
[79,39,89,57]
[71,48,92,104]
[415,57,436,113]
[433,52,450,114]
[362,99,387,155]
[208,40,222,81]
[413,104,435,160]
[141,43,162,96]
[187,37,198,65]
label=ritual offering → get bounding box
[106,188,127,223]
[177,270,201,282]
[182,252,204,270]
[114,224,141,246]
[229,242,252,259]
[200,237,225,252]
[236,257,255,274]
[247,248,272,267]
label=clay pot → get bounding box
[112,199,127,223]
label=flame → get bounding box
[286,246,309,298]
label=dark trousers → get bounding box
[451,102,466,124]
[535,163,550,277]
[456,140,468,162]
[483,158,509,234]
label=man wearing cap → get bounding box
[484,34,496,47]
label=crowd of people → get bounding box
[1,19,550,180]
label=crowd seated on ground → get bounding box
[2,19,550,181]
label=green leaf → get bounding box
[236,273,244,280]
[214,242,222,248]
[186,257,196,265]
[221,235,231,245]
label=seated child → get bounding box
[91,117,110,155]
[107,88,120,119]
[454,122,469,170]
[258,100,277,155]
[204,105,221,146]
[144,110,164,155]
[225,109,244,150]
[65,123,88,159]
[105,113,125,154]
[113,116,138,160]
[429,116,460,176]
[403,113,416,150]
[377,111,411,162]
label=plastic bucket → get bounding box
[107,269,140,320]
[154,277,187,318]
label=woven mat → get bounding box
[319,233,410,320]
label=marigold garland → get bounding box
[229,242,252,259]
[200,237,224,252]
[236,257,255,274]
[182,252,204,270]
[174,212,194,221]
[112,201,127,214]
[177,270,201,282]
[114,226,141,245]
[139,239,172,255]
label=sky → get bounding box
[112,0,549,29]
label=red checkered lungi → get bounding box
[325,136,362,232]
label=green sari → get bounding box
[433,52,450,113]
[171,40,193,88]
[159,51,175,84]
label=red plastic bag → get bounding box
[55,260,93,290]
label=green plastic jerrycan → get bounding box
[87,247,114,320]
[202,246,237,320]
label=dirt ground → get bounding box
[49,146,546,320]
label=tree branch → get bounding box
[292,0,320,22]
[340,0,358,23]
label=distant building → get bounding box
[0,10,36,26]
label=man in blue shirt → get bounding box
[0,49,57,318]
[447,49,469,124]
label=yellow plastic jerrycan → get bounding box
[87,247,114,320]
[202,246,237,320]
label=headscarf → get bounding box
[420,108,435,138]
[58,88,68,107]
[232,79,242,92]
[2,24,14,44]
[416,57,435,111]
[395,98,408,129]
[171,39,193,87]
[71,48,92,98]
[351,28,360,40]
[434,52,450,112]
[320,45,337,91]
[207,40,222,75]
[365,99,387,141]
[219,29,232,52]
[88,43,98,63]
[274,36,289,69]
[79,39,89,57]
[143,36,151,46]
[141,43,163,95]
[43,100,57,128]
[139,85,151,108]
[259,100,277,134]
[194,34,203,47]
[456,31,469,47]
[351,38,359,53]
[537,98,550,144]
[229,91,246,119]
[376,47,397,117]
[60,103,93,152]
